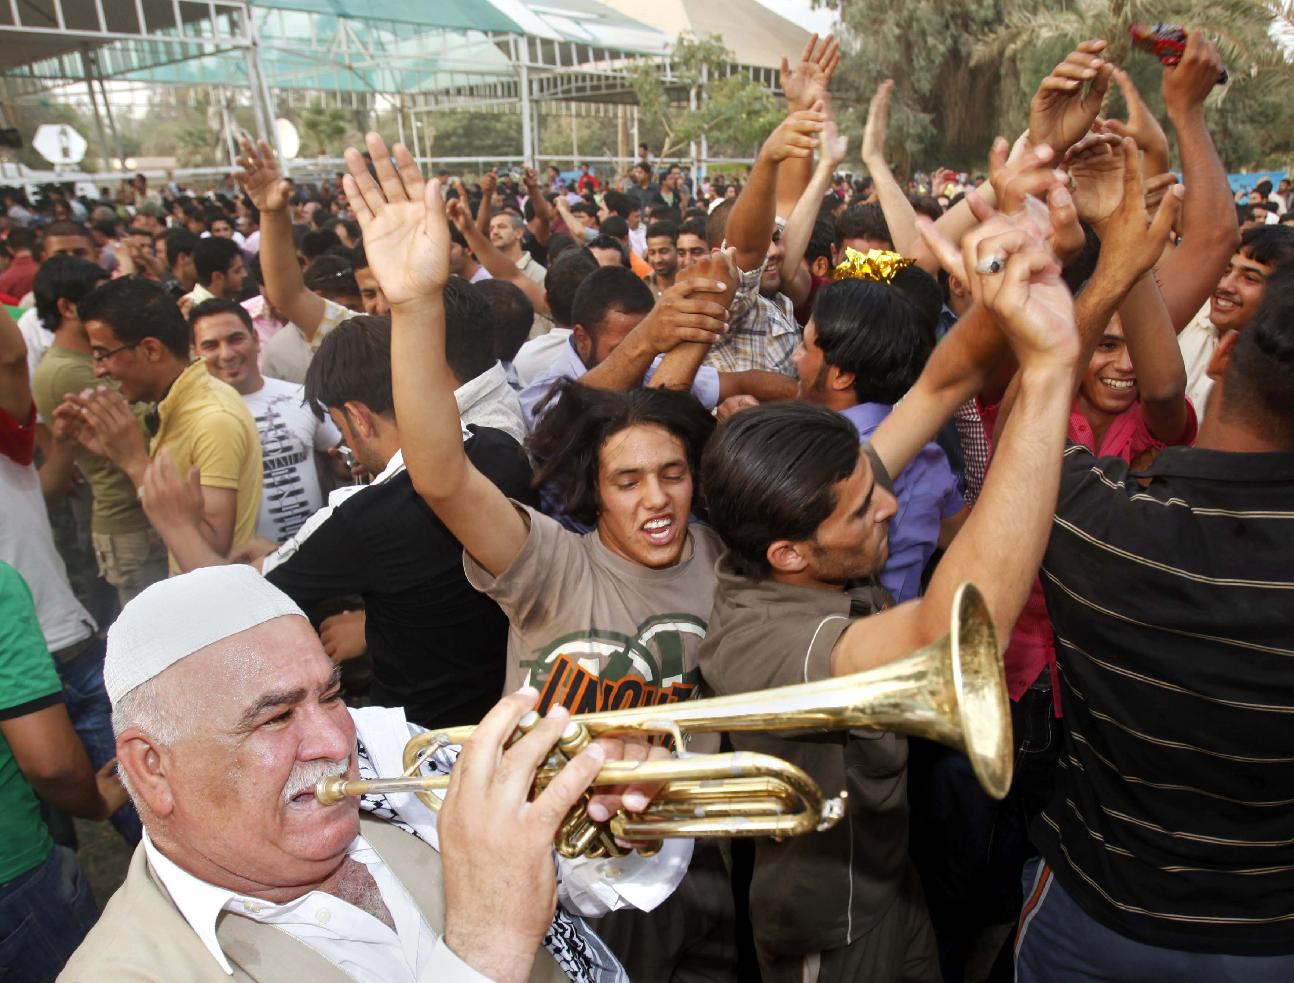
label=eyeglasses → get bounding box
[92,340,142,363]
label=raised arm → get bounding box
[834,234,1080,673]
[994,137,1185,433]
[1151,31,1240,330]
[476,170,497,235]
[860,80,925,264]
[774,34,840,218]
[235,137,327,335]
[1027,39,1113,157]
[727,108,825,272]
[779,115,847,301]
[1115,273,1190,442]
[345,134,529,578]
[522,168,553,246]
[870,143,1079,476]
[1096,69,1171,178]
[447,197,550,315]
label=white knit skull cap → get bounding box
[104,565,307,705]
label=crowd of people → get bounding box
[1,27,1291,983]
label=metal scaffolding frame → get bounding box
[0,1,786,178]
[0,0,282,165]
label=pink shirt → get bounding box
[241,294,288,351]
[979,397,1198,711]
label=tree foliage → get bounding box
[295,103,354,157]
[820,0,1294,173]
[628,34,783,159]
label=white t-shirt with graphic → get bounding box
[243,377,342,543]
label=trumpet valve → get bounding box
[816,791,848,832]
[558,722,591,756]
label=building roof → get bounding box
[593,0,812,70]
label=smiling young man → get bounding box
[345,132,737,982]
[55,277,261,574]
[642,222,679,298]
[190,298,342,544]
[1177,225,1294,416]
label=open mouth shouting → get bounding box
[641,514,677,548]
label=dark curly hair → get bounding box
[526,380,716,526]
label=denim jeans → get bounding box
[0,846,98,982]
[1016,857,1294,982]
[54,637,142,846]
[907,683,1060,983]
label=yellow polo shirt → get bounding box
[150,360,262,573]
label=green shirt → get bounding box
[0,562,64,883]
[31,345,151,535]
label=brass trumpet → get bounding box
[317,582,1011,857]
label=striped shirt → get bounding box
[1034,442,1294,955]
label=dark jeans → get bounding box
[1016,858,1294,982]
[0,846,98,982]
[907,683,1060,983]
[55,637,142,846]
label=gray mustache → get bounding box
[282,756,350,804]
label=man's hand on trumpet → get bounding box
[438,687,666,982]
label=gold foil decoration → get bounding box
[831,247,915,284]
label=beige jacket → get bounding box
[60,815,568,982]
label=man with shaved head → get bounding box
[62,566,687,982]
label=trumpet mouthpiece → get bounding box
[315,776,350,806]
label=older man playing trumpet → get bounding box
[61,565,688,982]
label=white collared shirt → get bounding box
[142,830,489,981]
[1178,303,1219,421]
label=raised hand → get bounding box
[980,135,1081,264]
[1065,131,1126,231]
[444,195,470,230]
[988,136,1063,215]
[970,234,1078,370]
[1162,30,1226,115]
[780,33,841,111]
[234,136,291,213]
[1143,172,1180,214]
[1096,69,1170,175]
[1094,136,1185,281]
[1029,40,1113,157]
[342,133,449,309]
[861,79,893,167]
[761,105,826,163]
[480,168,498,198]
[822,118,849,170]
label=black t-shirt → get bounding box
[266,427,536,729]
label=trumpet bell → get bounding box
[315,581,1013,857]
